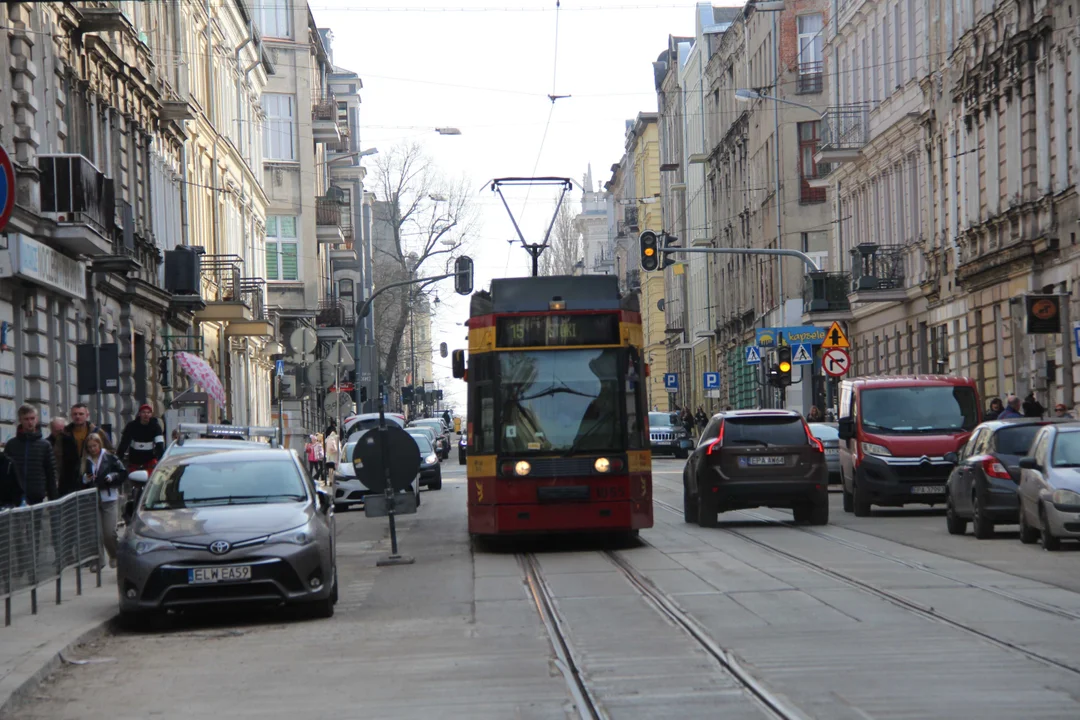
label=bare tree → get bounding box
[538,199,581,276]
[370,143,477,384]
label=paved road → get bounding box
[10,458,1080,719]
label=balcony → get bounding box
[799,172,828,204]
[330,245,358,269]
[38,154,116,255]
[312,93,342,144]
[193,254,252,322]
[802,272,852,322]
[848,244,908,303]
[796,62,824,94]
[315,298,353,341]
[316,194,345,244]
[225,278,274,337]
[817,104,870,164]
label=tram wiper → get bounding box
[519,385,598,402]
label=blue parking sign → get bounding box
[703,372,721,390]
[663,373,679,391]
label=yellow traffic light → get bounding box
[644,247,655,256]
[779,361,792,373]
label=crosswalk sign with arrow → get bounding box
[792,343,814,365]
[821,321,850,349]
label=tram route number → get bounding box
[496,314,620,348]
[593,485,627,499]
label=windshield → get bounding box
[164,440,266,457]
[142,459,307,509]
[411,421,444,433]
[994,425,1044,456]
[499,349,624,453]
[412,435,433,454]
[1052,431,1080,467]
[860,386,979,433]
[340,442,357,465]
[649,412,679,428]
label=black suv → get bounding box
[649,412,692,459]
[683,410,829,527]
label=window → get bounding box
[798,121,826,203]
[265,216,298,281]
[722,416,809,447]
[256,0,291,38]
[262,94,296,161]
[796,14,823,93]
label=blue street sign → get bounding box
[0,144,14,234]
[792,343,814,365]
[663,373,679,391]
[745,346,762,365]
[755,326,826,347]
[1074,326,1080,358]
[703,372,721,390]
[275,359,285,375]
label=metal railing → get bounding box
[316,298,354,328]
[850,243,905,292]
[37,154,116,233]
[821,103,870,152]
[799,176,827,204]
[313,92,337,121]
[796,61,824,94]
[199,254,244,302]
[239,277,268,320]
[2,489,103,627]
[803,271,852,313]
[316,196,342,227]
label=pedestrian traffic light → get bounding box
[661,233,679,269]
[360,387,368,402]
[402,385,414,404]
[454,255,474,295]
[639,230,659,272]
[775,346,793,387]
[158,355,170,389]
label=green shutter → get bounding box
[280,216,297,238]
[265,241,278,280]
[281,242,298,281]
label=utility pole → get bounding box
[409,293,417,421]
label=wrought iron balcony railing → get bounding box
[316,196,342,226]
[803,271,852,313]
[850,243,905,292]
[796,61,824,94]
[199,254,244,302]
[316,298,354,328]
[313,92,337,121]
[821,104,870,152]
[239,277,268,320]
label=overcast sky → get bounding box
[310,1,727,411]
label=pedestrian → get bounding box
[46,417,68,494]
[1023,392,1046,419]
[3,404,58,506]
[807,406,823,422]
[984,397,1004,422]
[81,431,126,569]
[60,403,113,498]
[1053,403,1074,419]
[682,408,695,434]
[324,429,340,481]
[695,407,708,431]
[998,395,1023,419]
[116,404,165,473]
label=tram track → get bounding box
[519,549,808,720]
[652,497,1080,678]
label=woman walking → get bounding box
[82,432,126,569]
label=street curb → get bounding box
[0,614,115,718]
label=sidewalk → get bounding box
[0,566,117,716]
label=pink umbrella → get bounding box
[175,352,226,406]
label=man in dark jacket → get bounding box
[60,403,112,496]
[3,404,58,505]
[116,404,165,471]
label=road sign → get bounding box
[663,373,679,392]
[745,346,762,365]
[755,326,827,348]
[822,348,851,377]
[703,372,721,390]
[0,144,14,234]
[1075,326,1080,358]
[275,359,285,376]
[792,343,814,365]
[327,340,354,367]
[305,360,335,388]
[822,321,850,349]
[352,424,421,494]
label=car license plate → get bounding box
[825,448,839,456]
[748,456,785,466]
[188,566,252,584]
[911,485,945,495]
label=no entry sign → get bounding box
[0,144,14,234]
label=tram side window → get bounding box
[470,357,495,454]
[626,350,645,450]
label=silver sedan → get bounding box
[808,422,841,484]
[116,449,337,627]
[1018,423,1080,550]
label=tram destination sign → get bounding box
[495,313,620,348]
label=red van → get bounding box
[837,376,981,516]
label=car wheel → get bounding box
[842,481,854,513]
[675,449,689,460]
[809,493,829,525]
[458,451,466,465]
[306,595,335,619]
[1040,504,1061,551]
[683,483,699,524]
[697,494,719,528]
[330,571,339,604]
[117,608,161,632]
[1018,505,1039,544]
[334,503,347,513]
[429,471,443,490]
[971,491,994,539]
[852,478,872,517]
[945,496,967,535]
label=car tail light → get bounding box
[981,457,1012,480]
[706,421,725,455]
[805,423,824,453]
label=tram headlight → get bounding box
[594,457,611,473]
[514,460,532,476]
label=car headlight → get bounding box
[425,454,438,464]
[861,442,891,457]
[267,523,315,546]
[133,535,175,555]
[514,460,531,476]
[594,457,611,473]
[1050,489,1080,507]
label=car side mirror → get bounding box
[128,470,150,485]
[837,418,855,440]
[943,452,959,464]
[1018,456,1038,470]
[316,488,331,513]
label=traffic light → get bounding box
[775,346,793,387]
[158,355,170,389]
[639,231,659,272]
[402,385,414,404]
[454,255,474,295]
[661,234,679,269]
[360,386,368,403]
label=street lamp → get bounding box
[734,88,824,116]
[434,127,462,135]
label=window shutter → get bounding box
[266,241,279,280]
[281,243,298,281]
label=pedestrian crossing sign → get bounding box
[792,343,814,365]
[822,321,850,349]
[745,346,762,365]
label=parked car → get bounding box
[116,448,337,628]
[838,376,980,516]
[683,410,828,527]
[1017,423,1080,550]
[409,419,450,459]
[335,438,422,510]
[412,434,443,490]
[406,427,440,458]
[649,412,692,459]
[944,419,1062,538]
[342,413,405,443]
[808,422,840,484]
